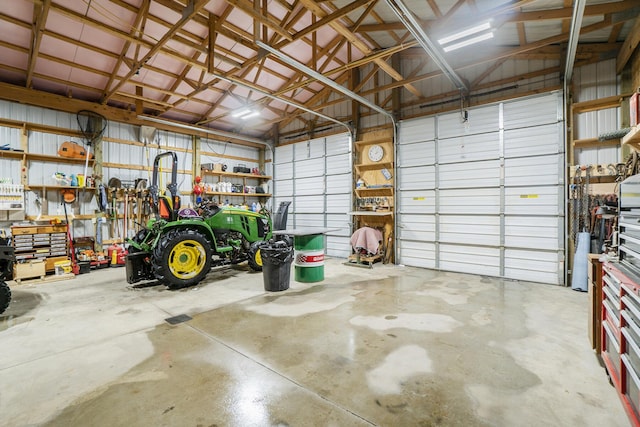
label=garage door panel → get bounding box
[504,249,560,284]
[399,165,435,190]
[327,194,350,213]
[505,155,561,186]
[440,244,500,276]
[440,215,500,246]
[295,158,324,178]
[504,123,562,158]
[275,145,293,164]
[295,137,325,160]
[327,174,351,194]
[326,153,350,175]
[504,186,560,215]
[295,177,324,195]
[399,190,435,214]
[275,179,293,196]
[275,162,294,180]
[439,160,500,189]
[505,216,560,250]
[327,214,351,236]
[440,188,500,215]
[293,196,324,213]
[399,117,436,143]
[398,141,435,167]
[399,241,436,269]
[327,236,350,258]
[325,134,351,156]
[398,214,436,241]
[438,133,500,163]
[503,93,561,130]
[438,105,500,138]
[294,213,325,227]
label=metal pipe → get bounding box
[383,0,468,94]
[564,0,587,83]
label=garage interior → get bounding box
[1,0,640,425]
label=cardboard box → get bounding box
[14,259,46,280]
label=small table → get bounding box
[273,227,339,283]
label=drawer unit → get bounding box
[11,224,69,272]
[603,262,640,426]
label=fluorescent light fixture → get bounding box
[438,21,492,45]
[239,111,260,120]
[442,31,494,52]
[232,108,252,118]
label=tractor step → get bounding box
[216,246,233,253]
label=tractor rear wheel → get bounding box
[247,241,264,271]
[152,229,212,288]
[0,281,11,315]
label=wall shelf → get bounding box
[355,162,393,173]
[204,191,272,197]
[349,211,393,216]
[26,153,95,165]
[355,187,394,196]
[201,170,272,180]
[622,126,640,150]
[25,185,96,191]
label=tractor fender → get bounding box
[156,219,217,249]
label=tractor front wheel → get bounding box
[0,281,11,315]
[152,229,212,288]
[247,241,264,271]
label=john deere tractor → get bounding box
[126,152,272,289]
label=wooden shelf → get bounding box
[348,211,393,216]
[0,150,25,159]
[355,162,393,173]
[355,187,393,195]
[623,126,640,150]
[26,185,96,191]
[355,138,391,147]
[26,153,95,165]
[204,191,272,197]
[25,214,96,221]
[201,170,272,180]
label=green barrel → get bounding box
[294,234,325,282]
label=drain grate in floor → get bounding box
[165,314,192,325]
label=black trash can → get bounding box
[260,241,293,292]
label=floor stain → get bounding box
[0,290,42,331]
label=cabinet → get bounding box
[200,169,272,204]
[11,224,69,275]
[348,130,394,265]
[602,262,640,426]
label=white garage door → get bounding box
[274,133,352,258]
[397,92,565,285]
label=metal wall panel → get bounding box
[275,144,294,164]
[325,133,351,155]
[294,213,325,227]
[295,177,324,196]
[399,240,436,269]
[327,236,351,258]
[398,190,436,214]
[504,216,559,250]
[294,137,325,160]
[326,194,350,213]
[438,133,500,163]
[0,126,20,150]
[326,214,351,236]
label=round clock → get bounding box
[368,144,384,162]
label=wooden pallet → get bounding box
[12,273,75,285]
[346,253,382,268]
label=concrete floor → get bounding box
[0,258,628,426]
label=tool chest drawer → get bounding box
[11,224,69,271]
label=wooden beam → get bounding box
[26,0,50,88]
[222,0,292,41]
[617,14,640,73]
[572,94,628,113]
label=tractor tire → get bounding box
[152,229,212,289]
[247,241,264,272]
[0,281,11,315]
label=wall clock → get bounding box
[368,144,384,162]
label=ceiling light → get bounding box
[232,108,252,118]
[438,21,492,45]
[238,111,260,120]
[442,32,494,52]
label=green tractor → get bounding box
[125,152,272,288]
